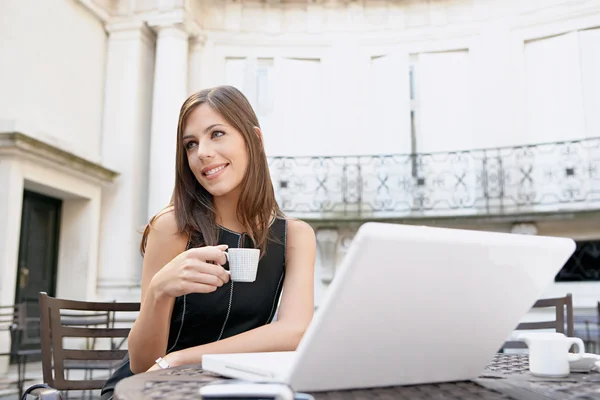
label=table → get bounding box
[114,354,600,400]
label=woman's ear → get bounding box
[253,126,263,144]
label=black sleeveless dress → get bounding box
[166,218,287,351]
[100,218,287,399]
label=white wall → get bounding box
[0,0,107,162]
[190,0,600,158]
[0,149,105,373]
[4,0,600,310]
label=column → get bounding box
[511,223,538,235]
[0,157,24,307]
[147,24,189,219]
[314,227,340,308]
[0,157,23,374]
[97,21,156,301]
[188,35,206,95]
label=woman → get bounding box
[101,85,315,398]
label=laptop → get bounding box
[202,222,575,392]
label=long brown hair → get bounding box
[140,85,284,255]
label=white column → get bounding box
[0,157,23,374]
[147,24,189,219]
[97,21,156,301]
[0,157,24,307]
[188,35,206,95]
[314,227,339,308]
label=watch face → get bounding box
[155,357,170,369]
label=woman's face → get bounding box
[182,103,249,199]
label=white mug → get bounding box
[516,332,584,377]
[224,248,260,282]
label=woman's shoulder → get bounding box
[284,218,316,246]
[151,206,179,234]
[146,207,188,251]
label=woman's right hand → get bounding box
[149,244,230,299]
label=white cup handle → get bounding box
[222,251,231,274]
[567,337,585,362]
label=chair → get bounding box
[60,309,111,384]
[38,292,140,395]
[503,293,574,350]
[0,303,41,398]
[582,302,600,354]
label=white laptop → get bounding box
[202,222,575,392]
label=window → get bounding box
[224,57,247,96]
[580,28,600,137]
[409,55,419,176]
[523,28,600,142]
[556,240,600,282]
[275,58,324,156]
[255,58,275,117]
[224,56,324,156]
[524,32,585,143]
[412,49,472,153]
[224,57,274,120]
[368,50,471,155]
[408,50,476,211]
[367,53,411,154]
[224,57,275,152]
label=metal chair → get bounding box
[581,302,600,354]
[503,293,574,350]
[0,303,41,398]
[38,292,139,396]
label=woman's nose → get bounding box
[195,138,214,160]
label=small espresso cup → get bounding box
[224,248,260,282]
[516,332,584,377]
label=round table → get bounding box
[114,354,600,400]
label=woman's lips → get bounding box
[203,164,228,180]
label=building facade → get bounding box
[1,0,600,367]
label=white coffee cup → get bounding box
[224,248,260,282]
[516,332,585,377]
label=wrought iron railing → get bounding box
[268,137,600,220]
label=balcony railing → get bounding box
[268,137,600,220]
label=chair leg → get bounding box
[17,354,23,400]
[22,354,29,396]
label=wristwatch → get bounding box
[155,357,171,369]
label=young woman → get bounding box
[101,85,315,398]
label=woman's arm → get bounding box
[127,210,187,373]
[155,219,316,368]
[128,210,231,373]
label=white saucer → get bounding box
[570,353,600,372]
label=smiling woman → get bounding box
[100,86,316,400]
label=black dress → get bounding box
[167,219,287,350]
[100,218,287,399]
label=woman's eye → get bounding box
[211,131,225,139]
[184,141,197,150]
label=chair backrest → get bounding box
[0,304,24,333]
[0,303,32,350]
[39,292,140,391]
[503,293,574,349]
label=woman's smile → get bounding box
[202,163,229,180]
